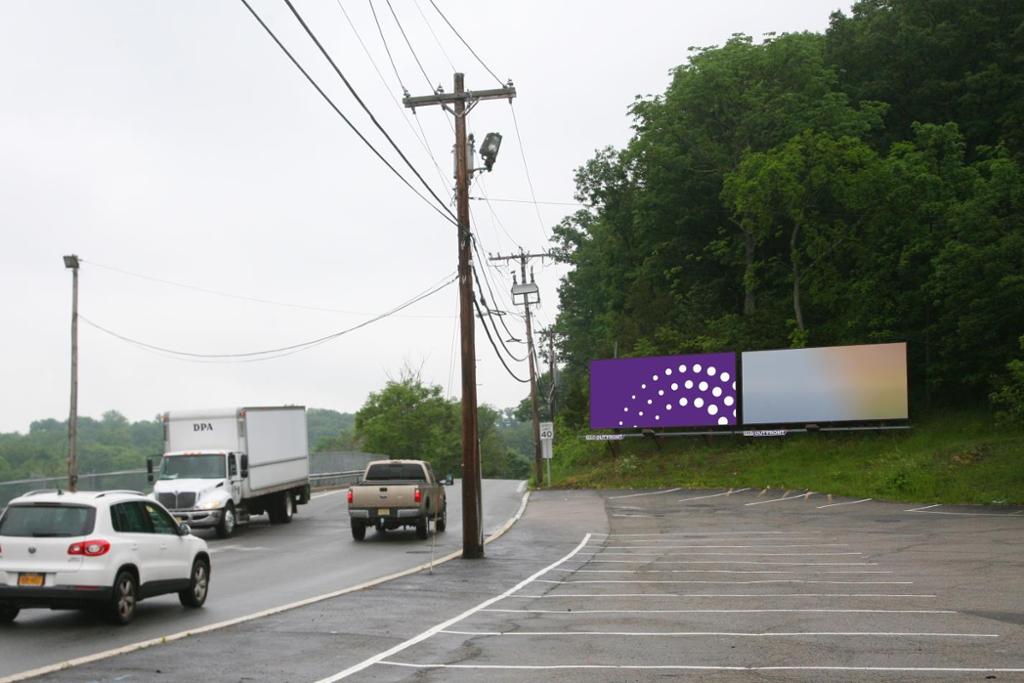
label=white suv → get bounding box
[0,490,210,625]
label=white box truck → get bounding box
[149,406,310,538]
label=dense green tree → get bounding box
[825,0,1024,158]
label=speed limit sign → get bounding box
[539,422,554,441]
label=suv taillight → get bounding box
[346,489,353,504]
[68,540,111,557]
[414,489,422,503]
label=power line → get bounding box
[278,0,456,222]
[470,234,522,344]
[82,259,452,318]
[473,295,529,383]
[472,267,526,363]
[470,196,585,207]
[81,273,457,361]
[427,0,504,87]
[510,103,550,241]
[334,0,452,200]
[386,0,434,91]
[413,0,456,73]
[367,0,407,93]
[238,0,456,227]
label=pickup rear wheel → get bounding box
[0,606,18,623]
[415,517,428,539]
[436,504,447,533]
[351,519,366,541]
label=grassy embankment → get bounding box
[548,411,1024,504]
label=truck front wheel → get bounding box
[216,503,236,539]
[351,519,366,541]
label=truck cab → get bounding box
[152,450,244,538]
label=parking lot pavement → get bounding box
[18,488,1024,682]
[366,489,1024,682]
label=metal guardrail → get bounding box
[309,470,364,488]
[1,466,367,509]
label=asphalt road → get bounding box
[7,487,1024,682]
[0,478,526,679]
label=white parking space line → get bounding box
[483,608,956,615]
[598,552,864,557]
[508,593,938,599]
[607,531,806,537]
[313,533,594,682]
[678,488,751,502]
[905,503,942,512]
[908,509,1024,518]
[380,663,1024,674]
[745,492,815,506]
[537,579,913,585]
[555,568,798,575]
[817,497,872,509]
[608,488,682,500]
[579,560,878,566]
[602,544,848,549]
[439,630,996,639]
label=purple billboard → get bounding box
[590,352,738,429]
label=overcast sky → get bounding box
[0,0,850,433]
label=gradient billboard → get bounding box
[741,342,908,425]
[590,352,738,429]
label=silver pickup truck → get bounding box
[346,460,450,540]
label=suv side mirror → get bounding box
[445,474,454,486]
[240,454,249,478]
[146,458,155,483]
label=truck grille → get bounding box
[157,492,196,509]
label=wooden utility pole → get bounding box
[63,254,80,492]
[490,249,550,487]
[547,331,557,420]
[404,74,515,559]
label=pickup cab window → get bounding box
[364,463,426,481]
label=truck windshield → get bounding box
[159,454,225,480]
[364,463,426,481]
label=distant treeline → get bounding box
[550,1,1024,426]
[1,401,533,482]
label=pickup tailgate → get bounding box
[350,483,418,509]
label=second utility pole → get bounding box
[404,73,515,559]
[490,249,549,487]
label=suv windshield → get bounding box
[0,504,96,537]
[364,463,426,481]
[159,454,225,480]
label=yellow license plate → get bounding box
[18,573,44,587]
[377,508,390,516]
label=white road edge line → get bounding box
[905,503,942,512]
[482,608,956,615]
[0,491,534,683]
[608,488,682,500]
[380,664,1024,673]
[507,593,938,598]
[817,498,872,509]
[314,532,594,682]
[311,489,345,500]
[439,630,996,638]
